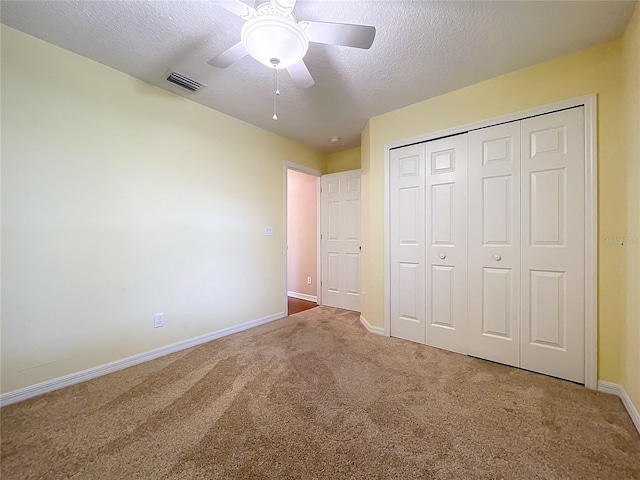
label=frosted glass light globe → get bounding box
[241,16,309,69]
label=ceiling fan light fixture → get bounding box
[241,15,308,69]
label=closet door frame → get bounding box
[383,95,597,389]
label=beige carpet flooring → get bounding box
[2,307,639,479]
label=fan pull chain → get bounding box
[272,65,279,120]
[273,94,277,120]
[270,58,281,121]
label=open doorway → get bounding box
[285,164,321,316]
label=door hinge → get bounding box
[321,233,323,240]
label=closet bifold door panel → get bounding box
[389,144,426,343]
[425,134,468,355]
[520,108,585,383]
[388,105,586,384]
[468,122,521,367]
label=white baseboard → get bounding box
[360,315,384,336]
[287,291,318,303]
[598,380,640,434]
[0,311,285,408]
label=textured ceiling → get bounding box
[1,1,636,153]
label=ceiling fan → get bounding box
[208,0,376,89]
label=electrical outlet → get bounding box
[154,313,164,328]
[307,276,312,285]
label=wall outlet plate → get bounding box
[307,276,312,285]
[154,313,164,328]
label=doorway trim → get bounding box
[382,94,598,389]
[284,161,322,316]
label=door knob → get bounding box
[493,254,502,261]
[439,253,446,259]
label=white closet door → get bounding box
[389,145,426,343]
[425,134,468,355]
[321,170,361,312]
[468,123,521,366]
[520,107,585,383]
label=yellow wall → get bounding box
[326,147,361,173]
[0,26,325,394]
[621,5,640,412]
[362,33,631,386]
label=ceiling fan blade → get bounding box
[287,60,315,89]
[207,42,248,68]
[217,0,256,20]
[299,21,376,49]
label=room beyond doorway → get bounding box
[288,296,318,315]
[285,163,321,316]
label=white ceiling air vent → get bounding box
[164,71,206,94]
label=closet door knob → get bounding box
[493,254,502,261]
[439,253,446,259]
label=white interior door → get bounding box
[520,108,585,383]
[468,122,521,367]
[425,134,468,355]
[321,170,361,312]
[389,144,426,343]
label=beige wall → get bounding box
[326,147,361,174]
[0,26,325,394]
[287,170,317,298]
[621,5,640,412]
[361,26,635,398]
